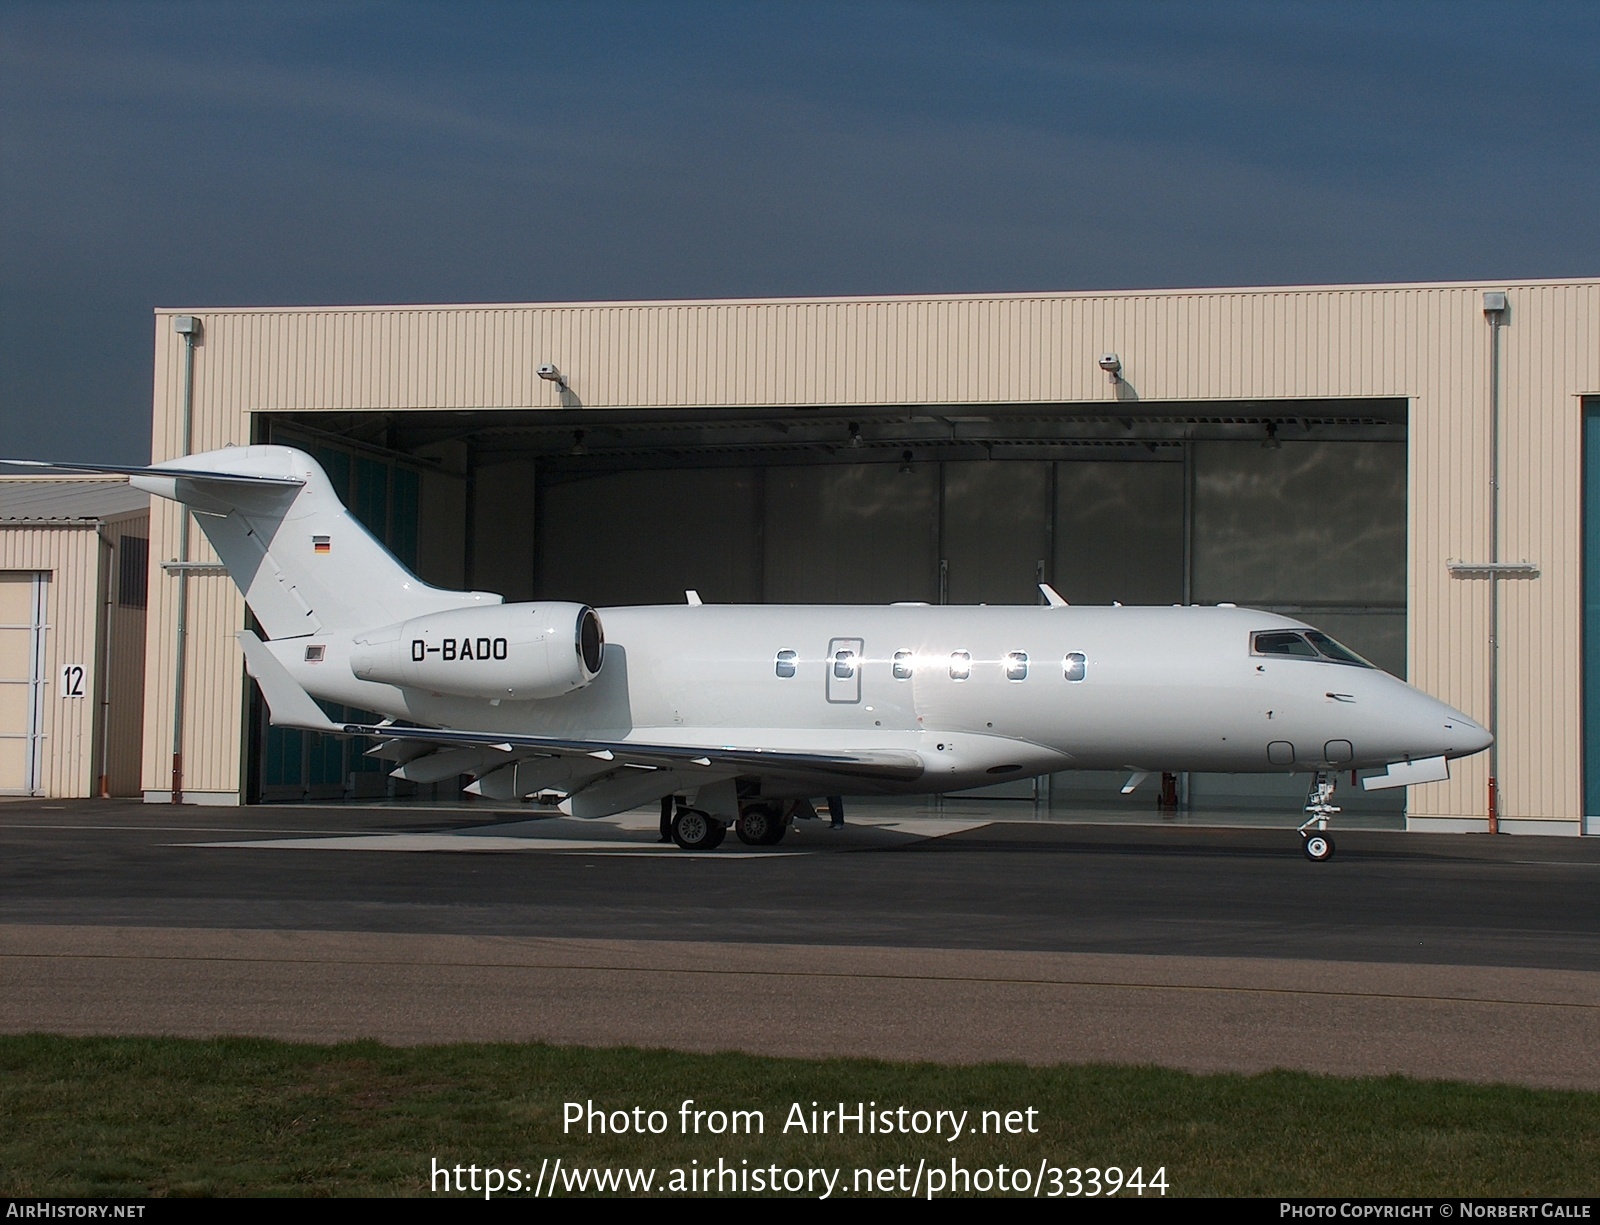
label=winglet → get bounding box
[1039,583,1069,608]
[685,589,703,606]
[237,630,338,732]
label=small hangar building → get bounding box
[130,278,1600,835]
[0,478,148,798]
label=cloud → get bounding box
[2,1,1598,460]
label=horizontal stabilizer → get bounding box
[0,458,303,487]
[1362,755,1449,791]
[238,631,338,733]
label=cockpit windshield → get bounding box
[1251,629,1374,668]
[1303,631,1373,667]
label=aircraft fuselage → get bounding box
[276,602,1488,796]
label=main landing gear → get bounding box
[667,798,791,850]
[669,804,726,851]
[1298,771,1339,862]
[734,801,788,847]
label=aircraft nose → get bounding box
[1441,710,1493,757]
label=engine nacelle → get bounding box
[348,602,604,700]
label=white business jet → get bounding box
[11,446,1491,861]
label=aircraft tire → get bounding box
[672,808,721,851]
[735,804,782,846]
[1302,833,1335,862]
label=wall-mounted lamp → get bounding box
[537,363,569,392]
[1097,353,1122,384]
[898,449,915,474]
[568,429,588,457]
[1262,421,1281,450]
[847,421,864,448]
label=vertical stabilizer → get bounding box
[132,445,499,637]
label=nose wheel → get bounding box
[1301,831,1335,862]
[1297,771,1340,863]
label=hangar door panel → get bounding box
[1192,441,1406,608]
[764,465,937,604]
[942,462,1050,606]
[0,573,43,795]
[1052,461,1183,606]
[537,469,761,606]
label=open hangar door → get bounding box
[250,402,1406,824]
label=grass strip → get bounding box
[1,1035,1596,1197]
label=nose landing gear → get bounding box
[1298,771,1339,862]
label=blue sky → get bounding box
[3,1,1598,462]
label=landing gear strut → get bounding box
[1298,771,1339,862]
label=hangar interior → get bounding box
[252,400,1407,823]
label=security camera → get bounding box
[536,363,568,391]
[1098,353,1122,376]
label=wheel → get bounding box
[1302,832,1335,862]
[672,808,721,851]
[736,803,783,846]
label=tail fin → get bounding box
[5,446,499,637]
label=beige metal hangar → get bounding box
[0,477,149,797]
[138,278,1600,834]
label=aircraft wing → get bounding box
[340,720,927,783]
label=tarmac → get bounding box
[3,799,1599,1089]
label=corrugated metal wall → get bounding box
[0,526,103,796]
[163,291,1494,413]
[145,280,1600,828]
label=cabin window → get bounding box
[775,649,798,678]
[893,650,913,680]
[1064,652,1087,682]
[1005,651,1028,680]
[833,649,857,679]
[949,651,971,680]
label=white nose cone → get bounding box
[1443,711,1494,757]
[1369,679,1494,765]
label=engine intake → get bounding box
[349,602,604,700]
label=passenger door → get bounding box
[826,637,864,704]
